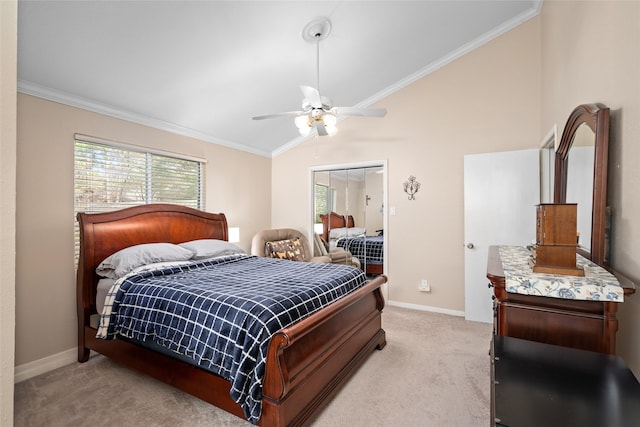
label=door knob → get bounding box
[466,243,475,249]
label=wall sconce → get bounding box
[228,227,240,243]
[403,175,421,200]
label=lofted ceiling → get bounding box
[17,1,541,157]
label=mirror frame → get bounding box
[553,103,610,266]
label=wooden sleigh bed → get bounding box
[77,204,387,426]
[319,211,384,276]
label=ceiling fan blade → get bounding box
[331,107,387,117]
[300,85,323,108]
[314,121,328,136]
[252,111,304,120]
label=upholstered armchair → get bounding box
[251,228,331,263]
[312,233,361,269]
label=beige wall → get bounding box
[541,0,640,374]
[273,18,541,311]
[1,1,17,424]
[15,94,271,365]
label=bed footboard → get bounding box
[261,275,387,426]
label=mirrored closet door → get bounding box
[312,164,385,275]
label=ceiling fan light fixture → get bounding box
[323,113,338,136]
[295,113,337,137]
[325,124,338,136]
[295,115,308,128]
[323,113,337,127]
[295,115,311,136]
[317,113,338,136]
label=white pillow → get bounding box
[179,239,246,260]
[96,243,195,279]
[329,227,366,239]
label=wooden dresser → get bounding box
[487,245,634,354]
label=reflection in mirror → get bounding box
[364,167,384,235]
[313,171,332,234]
[313,165,385,275]
[539,127,556,204]
[565,123,595,251]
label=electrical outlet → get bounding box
[419,279,431,292]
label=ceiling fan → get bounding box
[252,17,387,137]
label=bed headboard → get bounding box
[319,212,355,243]
[77,204,228,322]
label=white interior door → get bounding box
[464,149,540,323]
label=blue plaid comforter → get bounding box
[97,254,367,424]
[337,235,384,265]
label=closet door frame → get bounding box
[309,160,388,292]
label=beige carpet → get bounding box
[14,305,492,427]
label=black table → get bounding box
[491,335,640,427]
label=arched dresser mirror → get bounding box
[553,103,609,266]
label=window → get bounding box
[74,135,204,259]
[314,183,335,223]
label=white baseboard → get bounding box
[14,347,78,383]
[387,300,466,318]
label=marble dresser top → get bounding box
[498,245,623,302]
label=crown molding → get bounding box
[360,2,542,108]
[17,80,273,158]
[19,1,541,160]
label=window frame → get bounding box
[73,134,206,261]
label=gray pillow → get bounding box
[96,243,195,279]
[179,239,246,260]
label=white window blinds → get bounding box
[74,135,205,260]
